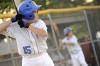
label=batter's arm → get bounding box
[66,41,75,46]
[0,20,12,34]
[28,25,47,37]
[66,36,78,46]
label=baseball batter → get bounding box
[0,0,54,66]
[62,27,88,66]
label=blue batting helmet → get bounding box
[64,27,72,35]
[18,0,41,20]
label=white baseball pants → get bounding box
[22,52,54,66]
[70,50,88,66]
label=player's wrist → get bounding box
[7,20,13,24]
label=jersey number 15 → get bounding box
[23,46,32,54]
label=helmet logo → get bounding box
[26,5,29,7]
[29,1,31,3]
[29,15,32,17]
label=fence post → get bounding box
[47,13,64,66]
[83,10,100,66]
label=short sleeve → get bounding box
[31,19,47,33]
[31,19,48,40]
[62,39,65,43]
[70,36,78,44]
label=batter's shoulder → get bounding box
[9,22,18,27]
[72,35,78,40]
[38,19,45,23]
[62,37,67,41]
[73,35,77,38]
[37,19,46,25]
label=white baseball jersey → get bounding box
[3,19,48,57]
[62,35,81,54]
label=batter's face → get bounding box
[67,31,73,37]
[24,11,39,23]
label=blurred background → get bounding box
[0,0,100,66]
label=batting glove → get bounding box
[11,14,23,22]
[18,20,30,28]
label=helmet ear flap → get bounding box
[23,13,35,20]
[29,14,35,19]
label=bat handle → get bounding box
[12,0,19,13]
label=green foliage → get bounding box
[93,0,100,5]
[0,0,14,13]
[70,22,89,42]
[34,0,47,9]
[47,0,73,8]
[27,0,94,10]
[0,0,94,13]
[34,0,93,9]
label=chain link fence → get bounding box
[0,7,100,66]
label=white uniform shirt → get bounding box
[62,35,81,54]
[3,19,48,56]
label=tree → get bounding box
[0,0,95,14]
[0,0,14,13]
[34,0,47,9]
[93,0,100,5]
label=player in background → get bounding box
[61,27,88,66]
[0,0,54,66]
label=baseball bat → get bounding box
[53,21,63,49]
[12,0,18,13]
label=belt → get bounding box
[23,52,46,58]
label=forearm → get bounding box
[59,39,63,49]
[59,43,63,49]
[28,25,47,37]
[66,41,75,46]
[0,20,12,33]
